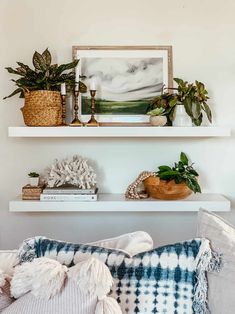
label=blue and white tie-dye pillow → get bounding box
[19,236,220,314]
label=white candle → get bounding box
[90,78,97,91]
[61,83,66,95]
[75,62,80,83]
[74,82,79,92]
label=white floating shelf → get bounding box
[9,193,230,212]
[8,126,231,138]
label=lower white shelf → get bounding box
[9,193,230,212]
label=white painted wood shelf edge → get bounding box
[9,193,230,212]
[8,126,231,138]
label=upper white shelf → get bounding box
[9,193,230,212]
[8,126,231,138]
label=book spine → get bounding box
[22,196,40,200]
[43,189,96,195]
[40,194,97,201]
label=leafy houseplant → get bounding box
[4,48,86,126]
[150,78,212,126]
[156,152,201,193]
[143,152,201,200]
[4,48,86,99]
[147,107,167,126]
[28,172,40,187]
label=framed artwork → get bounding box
[72,46,173,124]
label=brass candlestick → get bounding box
[70,90,83,126]
[61,95,67,126]
[86,90,99,127]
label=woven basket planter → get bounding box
[21,91,62,126]
[144,176,192,200]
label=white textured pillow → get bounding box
[89,231,153,256]
[197,209,235,314]
[0,251,19,276]
[3,257,121,314]
[2,280,97,314]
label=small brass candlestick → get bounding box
[70,90,83,126]
[86,90,99,127]
[61,95,67,126]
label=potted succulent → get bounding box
[147,107,167,126]
[150,78,212,126]
[28,172,40,187]
[144,152,201,200]
[4,48,86,126]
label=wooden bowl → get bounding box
[143,176,192,200]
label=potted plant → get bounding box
[150,78,212,126]
[147,107,167,126]
[4,48,86,126]
[144,152,201,200]
[28,172,40,186]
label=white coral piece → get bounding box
[44,155,97,188]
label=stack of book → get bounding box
[22,185,44,200]
[40,186,98,202]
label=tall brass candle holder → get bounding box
[61,95,67,126]
[70,89,83,126]
[86,90,99,127]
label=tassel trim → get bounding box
[193,239,222,314]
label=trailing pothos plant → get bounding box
[156,152,201,193]
[150,78,212,126]
[4,48,86,99]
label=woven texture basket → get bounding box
[144,176,192,200]
[21,91,62,126]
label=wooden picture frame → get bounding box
[72,46,173,125]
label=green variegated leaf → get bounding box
[56,60,79,75]
[42,48,52,67]
[5,67,22,75]
[33,51,47,71]
[3,88,22,99]
[16,67,27,75]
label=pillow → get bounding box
[197,209,235,314]
[0,271,14,312]
[89,231,153,256]
[3,257,121,314]
[0,251,19,276]
[0,231,152,275]
[19,236,219,314]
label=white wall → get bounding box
[0,0,234,249]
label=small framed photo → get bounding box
[72,46,173,125]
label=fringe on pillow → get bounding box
[193,239,222,314]
[18,237,41,263]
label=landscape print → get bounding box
[81,57,164,115]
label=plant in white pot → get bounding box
[151,78,212,126]
[28,172,40,187]
[147,107,167,126]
